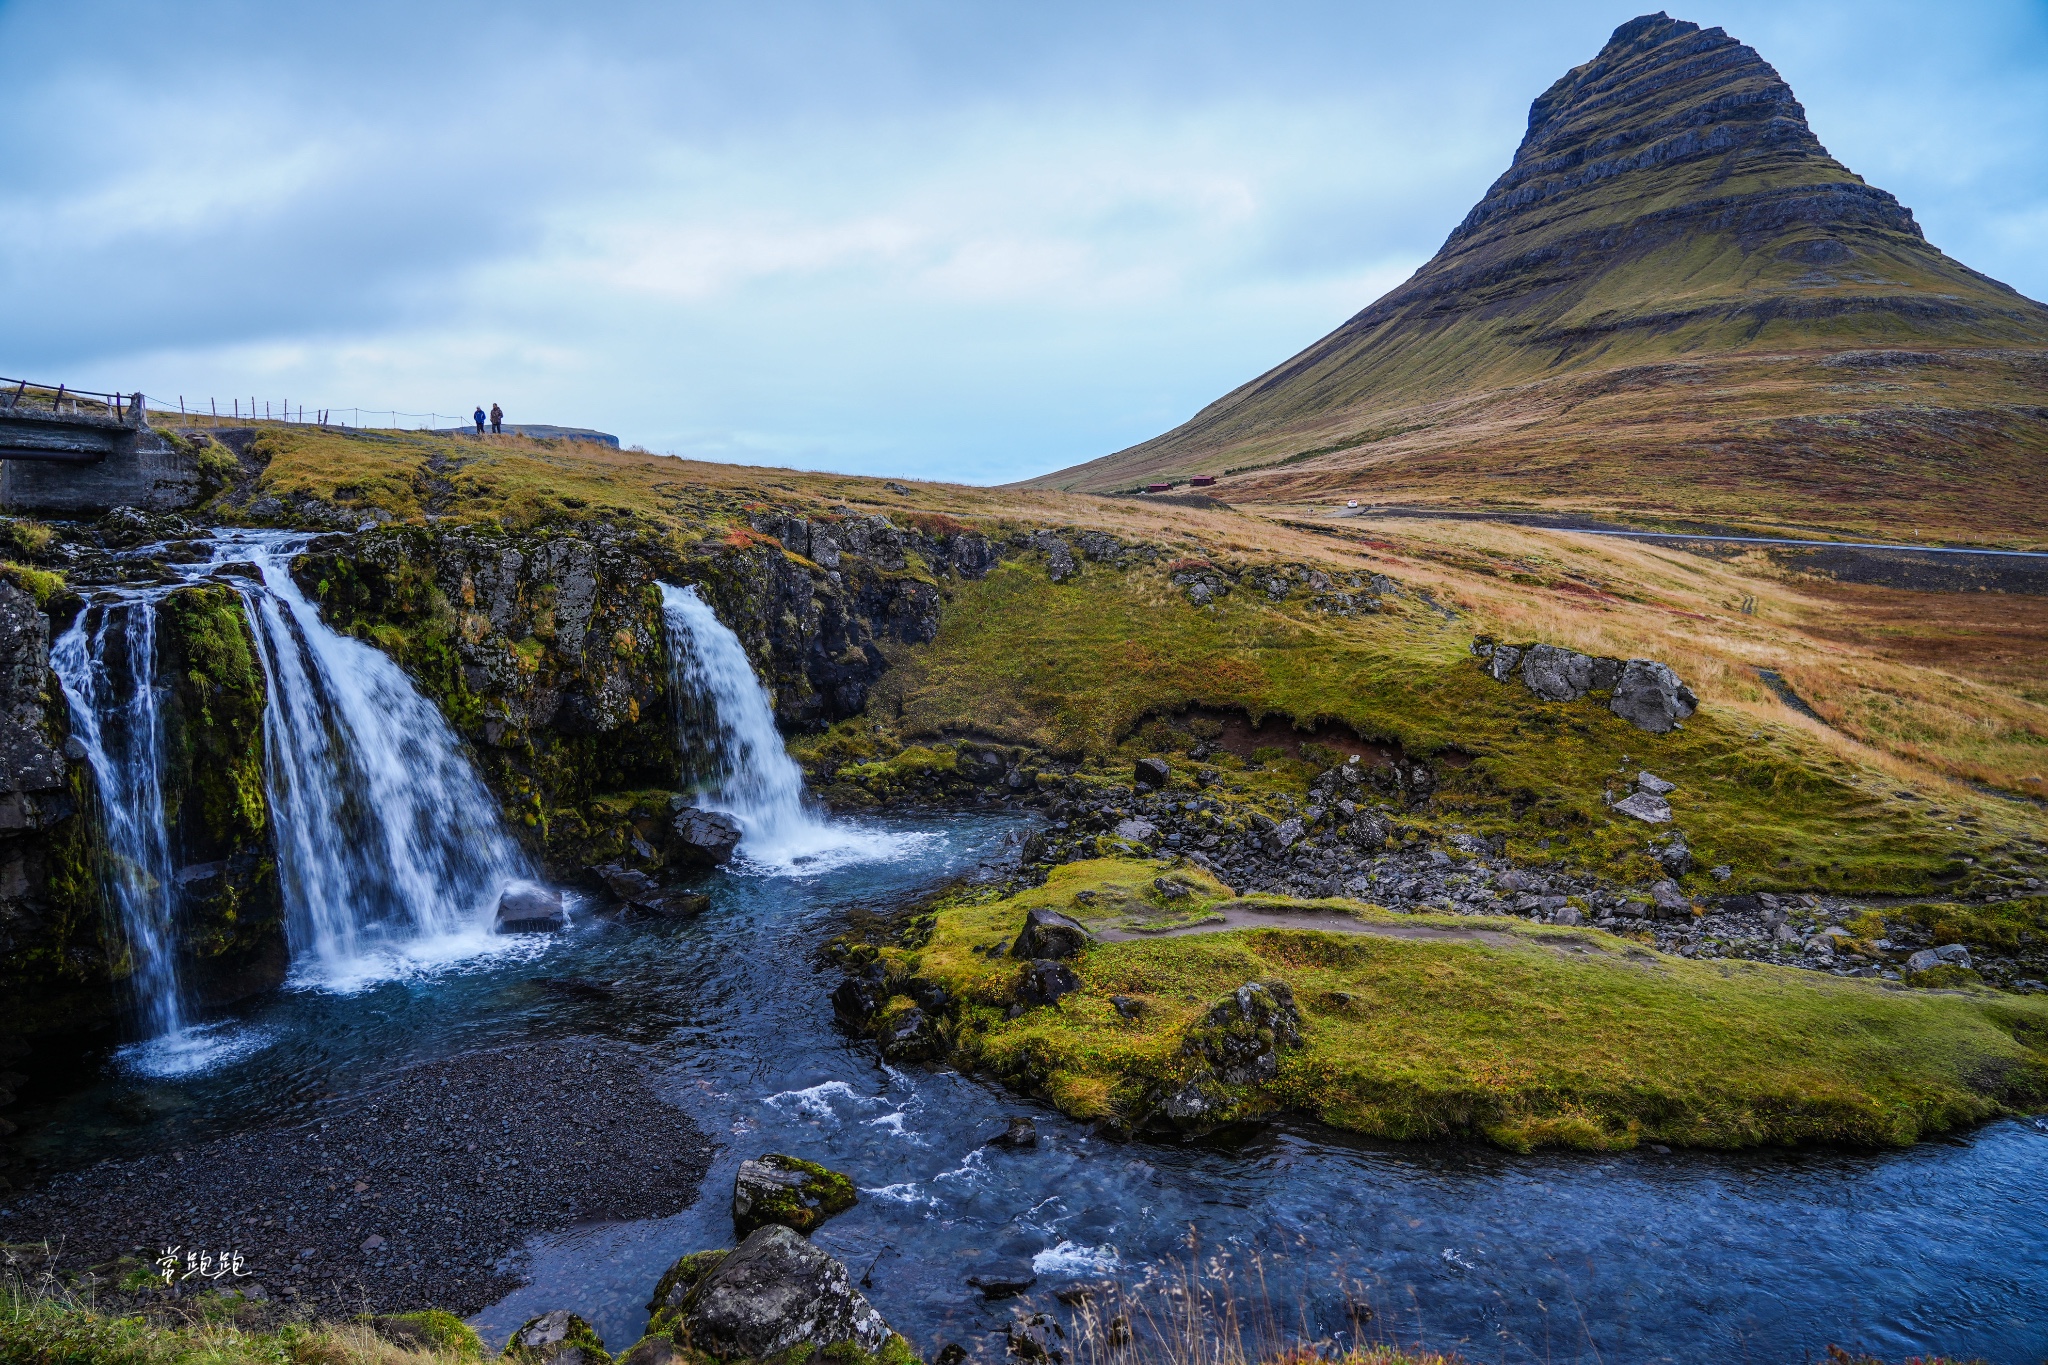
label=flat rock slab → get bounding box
[0,1040,714,1317]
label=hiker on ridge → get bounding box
[473,405,486,435]
[490,402,503,434]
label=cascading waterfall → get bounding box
[228,534,539,984]
[50,598,187,1039]
[659,582,909,871]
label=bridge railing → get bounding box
[0,377,144,424]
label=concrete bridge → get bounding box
[0,382,200,514]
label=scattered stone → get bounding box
[1548,905,1584,926]
[1011,906,1093,960]
[593,864,709,918]
[495,884,566,933]
[670,809,743,867]
[1710,864,1733,882]
[1018,960,1082,1008]
[1109,994,1145,1020]
[988,1116,1038,1149]
[1649,881,1690,917]
[1008,1312,1066,1362]
[1613,791,1672,824]
[1935,944,1974,968]
[1637,772,1676,796]
[1484,645,1523,683]
[1114,817,1158,844]
[1905,949,1942,973]
[731,1155,858,1239]
[1134,756,1171,789]
[505,1312,607,1365]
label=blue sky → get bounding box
[2,0,2043,483]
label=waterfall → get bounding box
[228,534,540,985]
[50,598,186,1039]
[659,582,910,872]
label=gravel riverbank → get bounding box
[0,1038,713,1317]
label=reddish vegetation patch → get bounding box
[723,526,780,551]
[900,510,972,538]
[1165,557,1217,574]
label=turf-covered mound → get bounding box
[836,859,2048,1151]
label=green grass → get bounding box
[867,555,1993,895]
[870,858,2048,1151]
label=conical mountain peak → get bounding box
[1026,13,2048,540]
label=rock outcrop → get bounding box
[644,1226,898,1363]
[1474,638,1697,733]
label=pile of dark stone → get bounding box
[0,1040,715,1316]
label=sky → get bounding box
[2,0,2044,484]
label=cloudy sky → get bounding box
[2,0,2043,483]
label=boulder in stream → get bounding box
[594,863,710,918]
[670,809,743,868]
[496,884,566,933]
[647,1225,897,1362]
[731,1154,857,1238]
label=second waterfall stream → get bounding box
[657,582,916,873]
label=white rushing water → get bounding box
[50,598,186,1039]
[229,534,541,988]
[658,582,915,873]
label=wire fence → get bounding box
[4,374,505,435]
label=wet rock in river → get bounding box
[988,1115,1038,1148]
[731,1154,857,1238]
[505,1311,608,1365]
[664,1225,895,1362]
[496,884,566,933]
[594,864,708,917]
[670,809,743,868]
[1011,906,1093,960]
[876,1003,940,1063]
[967,1259,1039,1300]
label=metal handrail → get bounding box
[0,376,142,422]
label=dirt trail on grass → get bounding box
[1097,899,1525,946]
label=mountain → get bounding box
[1028,13,2048,543]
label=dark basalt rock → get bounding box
[1018,959,1082,1008]
[988,1115,1038,1148]
[730,1154,857,1238]
[967,1259,1039,1300]
[658,1225,893,1362]
[1134,756,1170,789]
[1610,659,1699,733]
[1011,906,1093,960]
[593,863,708,917]
[496,884,566,933]
[670,809,743,868]
[876,1004,940,1062]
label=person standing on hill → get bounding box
[490,402,503,435]
[473,405,486,435]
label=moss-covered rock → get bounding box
[505,1310,610,1365]
[373,1310,484,1360]
[645,1250,730,1338]
[155,584,286,1006]
[730,1154,857,1238]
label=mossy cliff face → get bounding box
[0,580,105,1043]
[292,513,969,876]
[154,584,285,1006]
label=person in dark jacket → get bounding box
[473,406,486,435]
[490,403,503,434]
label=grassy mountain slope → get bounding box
[1024,13,2048,543]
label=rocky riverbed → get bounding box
[0,1039,713,1316]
